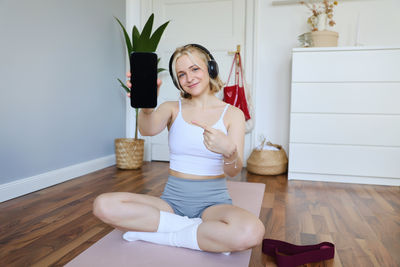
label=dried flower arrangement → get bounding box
[300,0,338,31]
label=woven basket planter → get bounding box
[115,138,144,169]
[247,142,288,175]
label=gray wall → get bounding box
[0,0,126,184]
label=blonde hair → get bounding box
[171,45,224,99]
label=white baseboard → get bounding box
[0,155,116,203]
[288,172,400,186]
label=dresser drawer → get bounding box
[290,83,400,114]
[288,144,400,179]
[292,48,400,82]
[289,114,400,146]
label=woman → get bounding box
[93,44,265,254]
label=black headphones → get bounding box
[168,44,219,89]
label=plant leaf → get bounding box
[117,78,131,93]
[156,57,166,73]
[114,17,133,55]
[141,13,154,40]
[149,20,170,51]
[132,26,140,51]
[137,14,154,52]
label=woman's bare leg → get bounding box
[93,192,174,232]
[197,204,265,252]
[93,194,264,253]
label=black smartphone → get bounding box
[130,52,158,108]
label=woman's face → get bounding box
[175,52,210,96]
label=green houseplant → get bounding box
[114,14,169,169]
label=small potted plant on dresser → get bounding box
[300,0,339,47]
[114,14,169,169]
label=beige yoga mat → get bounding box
[66,181,265,267]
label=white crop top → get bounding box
[168,99,230,176]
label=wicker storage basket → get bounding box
[247,142,288,175]
[115,138,144,169]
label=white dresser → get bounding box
[288,46,400,186]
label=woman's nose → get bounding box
[185,72,193,82]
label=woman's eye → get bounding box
[192,67,199,72]
[178,73,185,78]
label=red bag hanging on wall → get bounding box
[223,52,251,120]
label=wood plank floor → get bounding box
[1,162,399,267]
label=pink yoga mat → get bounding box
[66,181,265,267]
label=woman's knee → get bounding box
[92,193,117,223]
[229,218,265,251]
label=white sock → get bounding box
[123,221,202,251]
[157,211,202,233]
[123,222,231,255]
[170,223,201,250]
[123,231,173,246]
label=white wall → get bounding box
[0,0,126,202]
[125,0,142,139]
[0,0,126,184]
[254,0,400,152]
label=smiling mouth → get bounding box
[188,82,199,89]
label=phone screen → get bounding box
[130,52,158,108]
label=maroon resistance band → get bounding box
[262,239,335,267]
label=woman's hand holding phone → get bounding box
[126,72,162,113]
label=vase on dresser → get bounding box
[317,13,327,31]
[310,30,338,47]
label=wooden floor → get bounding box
[1,162,399,267]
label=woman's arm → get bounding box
[126,75,174,137]
[192,106,245,177]
[138,101,174,136]
[222,107,245,177]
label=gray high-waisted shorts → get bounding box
[160,175,233,218]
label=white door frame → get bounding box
[125,0,259,162]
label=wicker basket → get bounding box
[247,142,288,175]
[115,138,144,169]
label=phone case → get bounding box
[130,52,158,108]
